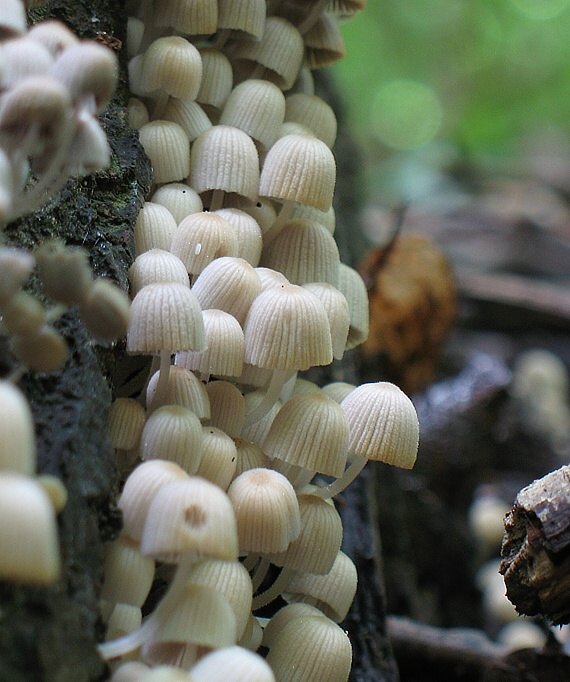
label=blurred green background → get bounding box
[332,0,570,205]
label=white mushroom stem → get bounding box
[251,556,270,592]
[243,368,295,427]
[262,199,295,246]
[252,566,294,610]
[312,452,368,500]
[147,348,172,413]
[209,189,225,211]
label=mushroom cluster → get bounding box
[99,2,420,681]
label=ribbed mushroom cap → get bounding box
[104,603,142,642]
[161,98,212,143]
[220,80,286,152]
[190,125,260,207]
[290,203,335,233]
[232,17,304,91]
[283,549,358,623]
[127,281,206,354]
[227,467,300,554]
[151,183,203,225]
[146,365,211,418]
[285,93,337,148]
[119,460,189,543]
[204,380,245,437]
[232,437,268,478]
[302,282,349,360]
[128,249,190,296]
[190,646,275,682]
[217,0,266,40]
[196,48,233,118]
[266,493,343,575]
[140,476,238,562]
[215,208,262,266]
[141,37,202,100]
[191,256,261,326]
[259,134,336,211]
[237,197,277,234]
[341,382,419,469]
[196,426,237,490]
[139,121,190,185]
[320,381,356,404]
[101,536,155,608]
[262,392,348,478]
[139,405,203,475]
[0,380,37,475]
[1,37,53,91]
[186,559,252,641]
[109,398,146,451]
[303,12,346,69]
[176,310,244,379]
[170,212,238,277]
[134,202,178,256]
[254,266,290,291]
[0,472,60,584]
[337,263,369,350]
[154,0,218,36]
[243,284,332,371]
[127,96,149,130]
[260,219,340,285]
[240,391,281,446]
[327,0,367,17]
[266,614,352,682]
[50,40,117,112]
[262,602,327,650]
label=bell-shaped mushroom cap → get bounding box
[101,536,155,608]
[146,365,210,418]
[176,310,244,379]
[341,382,419,469]
[139,405,203,475]
[0,246,34,306]
[232,437,268,478]
[140,476,238,562]
[0,380,37,475]
[259,134,336,211]
[290,203,335,233]
[327,0,367,17]
[320,381,356,404]
[0,472,60,584]
[227,467,300,554]
[243,283,332,371]
[128,249,190,297]
[186,558,252,641]
[232,17,304,91]
[154,0,218,36]
[196,48,233,119]
[162,97,212,144]
[283,549,358,623]
[109,398,146,451]
[266,614,352,682]
[260,219,340,285]
[139,121,190,185]
[109,661,151,682]
[217,0,266,40]
[303,12,346,69]
[303,282,349,360]
[191,256,261,326]
[105,603,142,640]
[190,646,275,682]
[27,19,79,57]
[262,602,327,650]
[127,281,206,354]
[337,263,369,350]
[204,380,246,437]
[119,460,189,542]
[144,584,236,666]
[285,93,337,148]
[134,202,178,256]
[238,197,277,234]
[151,182,203,225]
[170,212,238,278]
[266,493,343,575]
[262,392,348,478]
[215,208,263,266]
[189,125,260,207]
[1,37,54,91]
[220,80,286,153]
[195,425,237,490]
[0,0,26,39]
[140,37,202,101]
[240,391,281,446]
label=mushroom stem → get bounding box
[243,368,295,426]
[252,566,294,610]
[151,91,170,120]
[262,199,295,246]
[148,348,172,413]
[209,189,225,211]
[251,556,271,592]
[312,452,368,500]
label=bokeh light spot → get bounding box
[370,80,443,150]
[510,0,569,20]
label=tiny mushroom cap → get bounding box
[109,397,146,451]
[0,246,34,306]
[337,262,369,350]
[162,96,212,144]
[196,48,233,119]
[0,472,61,584]
[227,467,301,554]
[189,646,275,682]
[150,183,203,225]
[170,211,238,278]
[216,0,266,41]
[203,380,246,437]
[0,0,26,38]
[302,282,350,360]
[266,614,352,682]
[285,93,337,148]
[128,249,190,297]
[101,535,155,608]
[1,37,54,91]
[232,437,268,479]
[134,202,178,256]
[12,325,68,373]
[303,12,346,69]
[105,603,142,641]
[109,661,151,682]
[0,379,37,475]
[140,37,203,102]
[214,208,263,267]
[139,405,203,475]
[146,365,210,419]
[195,425,237,490]
[154,0,218,37]
[283,549,358,623]
[2,291,45,337]
[320,381,356,404]
[262,603,327,650]
[127,95,150,129]
[79,278,132,342]
[189,125,260,210]
[34,240,93,305]
[139,121,190,185]
[27,19,79,57]
[140,475,238,562]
